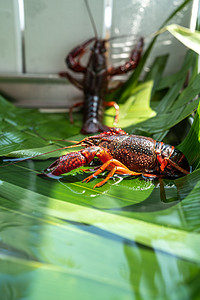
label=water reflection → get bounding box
[58,180,87,195]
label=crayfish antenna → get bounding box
[0,143,83,168]
[84,0,98,39]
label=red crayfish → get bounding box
[43,128,190,188]
[59,0,144,134]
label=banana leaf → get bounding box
[1,0,200,299]
[0,106,200,299]
[0,66,200,300]
[157,24,200,55]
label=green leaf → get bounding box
[157,24,200,54]
[179,100,200,169]
[0,157,200,299]
[0,94,83,157]
[1,1,200,298]
[105,80,156,128]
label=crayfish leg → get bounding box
[103,101,119,124]
[167,158,190,175]
[82,158,141,188]
[157,156,190,175]
[69,101,84,123]
[59,72,84,90]
[156,145,190,176]
[141,173,162,179]
[93,166,117,188]
[93,166,142,188]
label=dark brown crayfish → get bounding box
[59,0,144,134]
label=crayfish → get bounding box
[59,0,144,134]
[43,128,190,188]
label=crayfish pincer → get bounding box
[42,128,190,188]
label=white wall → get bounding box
[0,0,195,107]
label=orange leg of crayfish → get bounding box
[82,159,142,188]
[156,145,189,175]
[165,158,190,175]
[103,101,119,124]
